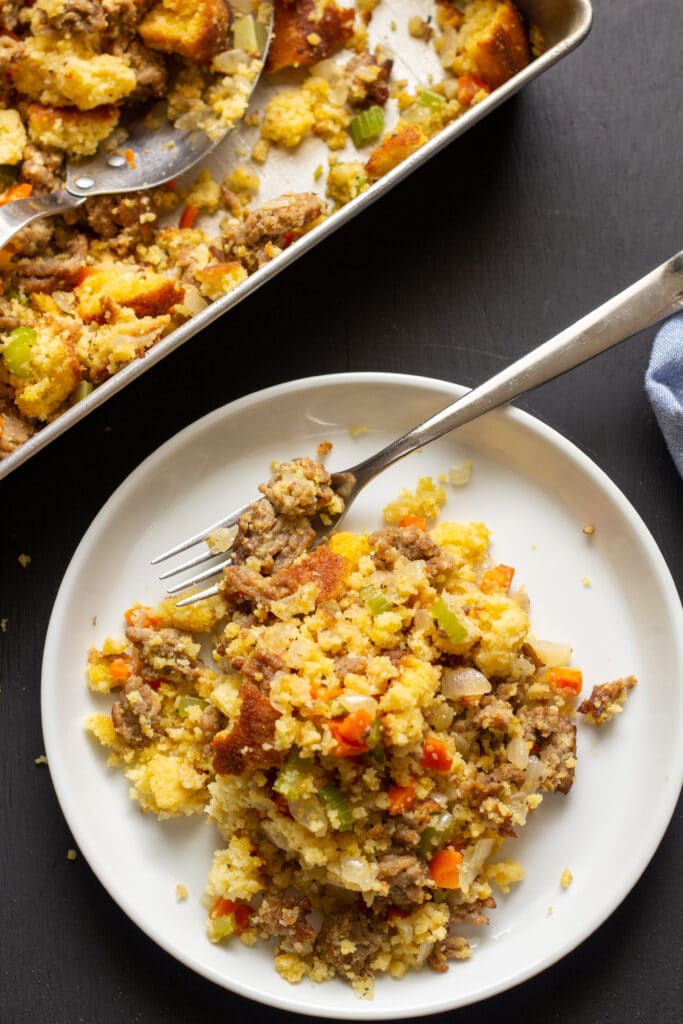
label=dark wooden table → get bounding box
[2,1,681,1021]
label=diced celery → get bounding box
[349,106,385,148]
[319,784,354,832]
[233,14,258,54]
[2,326,37,378]
[70,381,94,405]
[432,598,467,644]
[360,585,393,615]
[177,695,208,717]
[417,812,455,859]
[273,752,310,801]
[419,89,445,110]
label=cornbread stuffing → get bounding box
[86,459,636,995]
[1,1,537,460]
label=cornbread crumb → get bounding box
[581,577,592,587]
[34,754,49,765]
[18,554,31,568]
[317,440,333,457]
[0,110,28,164]
[176,883,189,902]
[349,423,369,437]
[582,524,595,536]
[560,867,573,889]
[67,848,78,861]
[0,618,6,632]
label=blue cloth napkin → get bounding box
[645,311,683,476]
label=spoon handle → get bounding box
[0,189,87,251]
[352,251,683,483]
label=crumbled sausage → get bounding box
[314,909,384,983]
[20,144,65,194]
[427,935,472,972]
[370,526,455,577]
[343,50,393,108]
[15,233,87,294]
[577,675,637,726]
[111,677,163,746]
[260,457,336,517]
[125,625,202,682]
[377,853,434,906]
[254,893,315,954]
[231,498,315,573]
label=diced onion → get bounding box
[506,733,530,770]
[413,608,433,630]
[522,755,547,794]
[509,589,531,613]
[527,638,573,667]
[448,460,472,486]
[441,666,491,698]
[289,797,329,836]
[212,49,249,74]
[338,693,376,716]
[458,838,494,894]
[339,858,378,891]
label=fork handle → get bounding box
[351,250,683,485]
[0,189,87,251]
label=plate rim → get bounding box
[41,370,683,1020]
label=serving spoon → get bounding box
[0,3,272,251]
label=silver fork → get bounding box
[154,250,683,606]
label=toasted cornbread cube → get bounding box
[26,104,119,157]
[452,0,531,88]
[14,38,137,109]
[0,110,28,165]
[1,323,81,421]
[265,0,354,73]
[194,261,247,301]
[139,0,230,64]
[75,309,173,381]
[75,265,184,323]
[365,124,427,181]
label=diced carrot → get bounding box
[0,183,33,206]
[456,74,491,105]
[546,667,583,696]
[420,736,453,772]
[328,719,370,758]
[310,682,343,701]
[124,604,160,628]
[123,148,136,169]
[338,709,373,744]
[179,204,199,229]
[480,564,515,594]
[429,848,463,889]
[399,514,427,530]
[109,656,132,681]
[387,779,415,815]
[209,897,252,933]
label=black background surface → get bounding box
[2,1,681,1021]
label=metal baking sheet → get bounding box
[0,0,592,481]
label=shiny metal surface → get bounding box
[0,0,593,482]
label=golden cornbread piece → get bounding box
[26,104,119,156]
[194,261,248,301]
[1,323,81,421]
[265,0,354,73]
[0,110,27,165]
[14,38,137,110]
[365,124,427,181]
[139,0,230,64]
[75,265,185,323]
[451,0,531,88]
[76,311,173,381]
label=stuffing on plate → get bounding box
[1,0,537,458]
[86,458,637,997]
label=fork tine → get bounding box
[150,501,252,565]
[158,545,232,581]
[166,555,232,595]
[175,583,220,608]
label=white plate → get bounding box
[42,372,683,1020]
